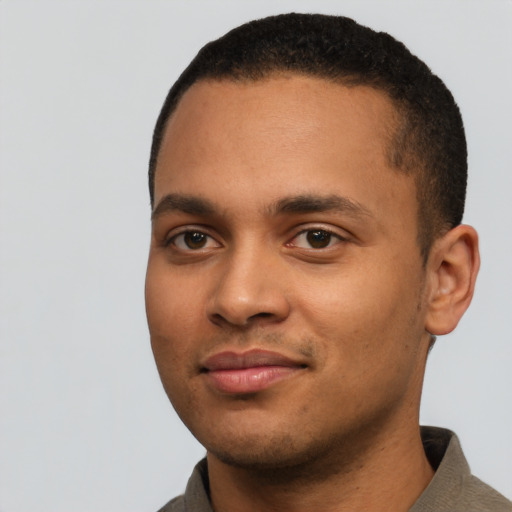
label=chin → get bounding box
[201,425,342,476]
[209,435,302,470]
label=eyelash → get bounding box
[164,226,347,252]
[164,229,218,250]
[287,227,346,250]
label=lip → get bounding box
[201,349,307,394]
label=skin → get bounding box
[145,76,479,512]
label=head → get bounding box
[145,14,479,474]
[148,13,468,260]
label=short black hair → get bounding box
[149,13,467,258]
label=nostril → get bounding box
[210,313,226,326]
[207,283,291,327]
[209,311,275,327]
[249,312,273,320]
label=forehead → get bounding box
[154,76,414,225]
[160,76,399,171]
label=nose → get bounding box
[207,246,291,328]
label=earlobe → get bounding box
[425,225,480,336]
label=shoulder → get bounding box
[412,427,512,511]
[156,495,185,512]
[456,474,512,511]
[155,458,212,512]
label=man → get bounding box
[144,13,511,512]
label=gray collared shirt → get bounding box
[157,427,511,511]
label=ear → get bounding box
[425,225,480,336]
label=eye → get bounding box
[290,229,344,249]
[169,231,220,251]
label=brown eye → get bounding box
[184,232,207,249]
[288,228,344,250]
[170,231,220,251]
[306,230,333,248]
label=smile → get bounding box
[201,349,307,394]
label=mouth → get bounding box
[200,349,308,394]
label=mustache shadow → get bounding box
[204,328,317,359]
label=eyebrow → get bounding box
[270,194,373,218]
[151,193,373,221]
[151,193,216,220]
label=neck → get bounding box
[207,420,434,512]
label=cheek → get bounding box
[296,270,425,421]
[145,262,205,375]
[146,259,206,332]
[293,258,423,358]
[145,268,206,419]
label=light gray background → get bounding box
[1,1,511,511]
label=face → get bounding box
[145,76,433,470]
